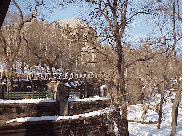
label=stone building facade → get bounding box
[51,17,98,71]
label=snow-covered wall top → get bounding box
[0,96,111,104]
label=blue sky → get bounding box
[8,1,152,37]
[7,0,182,45]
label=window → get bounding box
[83,34,87,42]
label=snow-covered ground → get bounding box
[128,103,182,136]
[128,91,182,136]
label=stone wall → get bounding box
[0,114,114,136]
[0,102,59,126]
[0,99,110,126]
[68,100,110,115]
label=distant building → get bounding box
[51,17,98,71]
[51,17,97,48]
[81,46,97,71]
[2,17,98,72]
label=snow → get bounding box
[128,95,182,136]
[100,85,106,89]
[21,79,29,81]
[0,96,111,103]
[6,107,113,124]
[1,82,6,84]
[0,98,56,104]
[65,82,71,87]
[114,121,118,136]
[68,96,111,102]
[129,121,182,136]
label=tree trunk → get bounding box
[0,0,11,27]
[141,79,152,120]
[170,80,181,136]
[6,58,13,99]
[141,93,152,120]
[142,101,148,120]
[171,97,179,136]
[49,64,53,78]
[116,38,129,136]
[157,81,165,129]
[21,61,25,75]
[170,0,182,136]
[44,63,47,73]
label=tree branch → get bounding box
[119,0,127,29]
[22,35,42,60]
[51,54,61,65]
[12,0,24,29]
[97,35,115,40]
[125,49,168,68]
[127,11,151,23]
[0,29,7,55]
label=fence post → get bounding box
[0,81,4,99]
[57,83,68,116]
[47,78,58,100]
[84,77,87,98]
[31,79,34,99]
[46,80,68,116]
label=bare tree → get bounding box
[22,19,64,77]
[0,0,38,98]
[80,0,176,134]
[22,17,96,76]
[2,11,35,74]
[145,0,181,134]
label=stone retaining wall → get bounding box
[0,102,59,126]
[68,100,110,115]
[0,99,110,127]
[0,113,114,136]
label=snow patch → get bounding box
[6,107,113,124]
[0,98,56,104]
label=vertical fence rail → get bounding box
[1,80,51,100]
